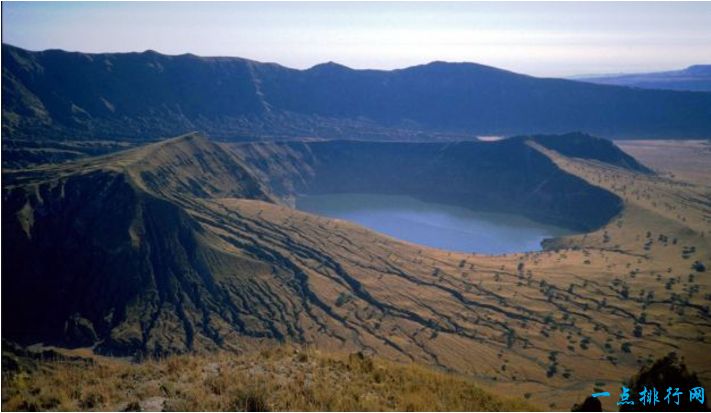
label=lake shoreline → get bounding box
[296,193,574,254]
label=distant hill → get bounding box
[3,44,711,141]
[576,65,711,92]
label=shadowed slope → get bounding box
[2,134,281,354]
[5,133,711,411]
[519,133,652,174]
[2,133,627,357]
[4,43,711,140]
[229,135,627,231]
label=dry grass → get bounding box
[616,139,711,185]
[4,138,710,412]
[1,346,535,411]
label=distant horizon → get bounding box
[3,41,709,80]
[3,2,711,77]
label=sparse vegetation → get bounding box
[1,346,534,412]
[3,132,711,412]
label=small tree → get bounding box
[572,396,602,412]
[620,352,708,412]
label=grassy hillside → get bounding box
[1,345,534,411]
[3,133,710,410]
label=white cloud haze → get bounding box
[2,1,710,77]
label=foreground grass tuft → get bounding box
[2,346,535,411]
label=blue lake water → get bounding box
[296,193,573,254]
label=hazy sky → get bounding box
[3,2,710,77]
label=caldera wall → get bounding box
[231,137,624,232]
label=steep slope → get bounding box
[576,65,711,92]
[2,132,626,356]
[229,134,626,231]
[2,134,278,355]
[1,139,137,169]
[519,132,652,173]
[4,133,711,410]
[4,44,711,141]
